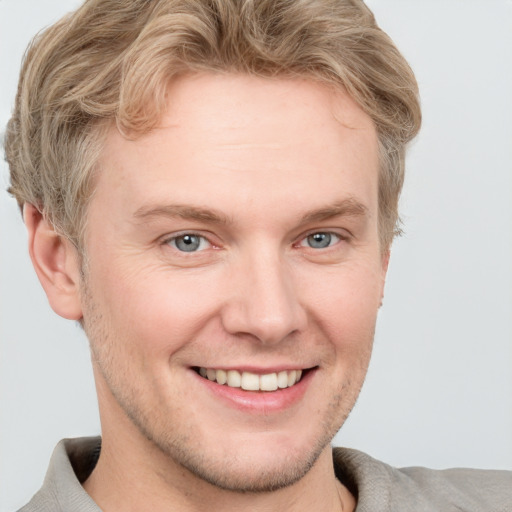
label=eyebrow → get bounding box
[133,197,368,226]
[133,204,229,225]
[299,198,369,224]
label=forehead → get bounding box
[151,74,376,161]
[93,73,379,230]
[158,72,374,131]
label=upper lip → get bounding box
[192,365,317,373]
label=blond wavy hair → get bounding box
[5,0,421,249]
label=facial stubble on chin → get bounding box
[80,277,372,494]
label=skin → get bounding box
[26,73,388,512]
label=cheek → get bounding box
[89,263,220,358]
[303,263,383,335]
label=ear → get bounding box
[24,203,83,320]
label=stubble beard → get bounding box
[81,279,371,494]
[99,371,359,494]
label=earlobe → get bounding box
[24,203,83,320]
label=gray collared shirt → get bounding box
[18,437,512,511]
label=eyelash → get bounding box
[162,232,213,253]
[297,231,344,250]
[161,230,348,254]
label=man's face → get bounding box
[81,73,387,491]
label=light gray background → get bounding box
[1,1,511,510]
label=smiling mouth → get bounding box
[194,367,308,391]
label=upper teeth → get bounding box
[198,368,303,391]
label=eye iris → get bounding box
[176,234,200,252]
[307,232,331,248]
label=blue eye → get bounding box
[303,232,340,249]
[169,234,209,252]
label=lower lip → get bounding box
[192,369,315,413]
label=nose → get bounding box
[220,249,307,345]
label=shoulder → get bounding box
[17,438,101,512]
[333,447,512,512]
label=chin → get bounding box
[153,432,331,493]
[127,397,349,494]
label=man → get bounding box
[3,0,511,511]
